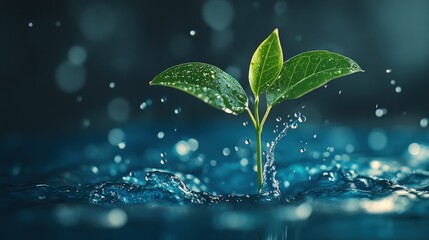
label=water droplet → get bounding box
[242,121,248,126]
[375,108,387,117]
[109,82,115,88]
[395,86,402,93]
[174,107,182,114]
[139,102,147,110]
[159,152,167,165]
[244,139,252,145]
[420,118,428,128]
[157,131,165,139]
[338,90,342,95]
[290,122,298,129]
[298,114,307,123]
[386,69,392,73]
[118,142,126,149]
[299,148,306,153]
[313,134,317,139]
[189,30,197,36]
[91,166,99,174]
[324,84,328,88]
[276,117,282,122]
[223,108,233,114]
[28,22,33,27]
[390,80,396,85]
[222,147,231,156]
[160,97,168,103]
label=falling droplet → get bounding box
[244,139,252,145]
[338,90,342,95]
[298,114,307,123]
[299,148,306,153]
[160,97,168,103]
[242,121,248,126]
[390,80,396,85]
[140,102,147,110]
[109,82,116,88]
[276,117,282,122]
[313,134,317,139]
[189,30,197,36]
[174,107,182,114]
[386,69,392,73]
[395,86,402,93]
[28,22,33,28]
[160,152,167,165]
[222,147,231,156]
[157,131,165,139]
[375,108,387,117]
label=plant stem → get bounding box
[247,97,272,192]
[252,96,263,192]
[255,124,263,192]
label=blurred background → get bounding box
[1,0,429,183]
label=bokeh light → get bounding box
[78,4,117,41]
[202,0,234,31]
[55,61,86,93]
[107,98,131,122]
[67,46,87,65]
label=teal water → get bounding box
[2,112,429,239]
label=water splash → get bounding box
[89,170,258,205]
[261,111,307,200]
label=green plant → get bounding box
[150,29,363,192]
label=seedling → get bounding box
[150,29,363,192]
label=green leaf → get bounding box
[267,50,363,106]
[150,62,248,115]
[249,29,283,96]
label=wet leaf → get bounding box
[249,29,283,97]
[267,50,363,106]
[150,62,248,115]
